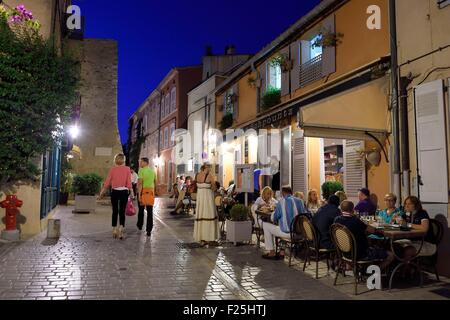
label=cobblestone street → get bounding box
[0,198,449,300]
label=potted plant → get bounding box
[261,86,281,111]
[72,173,103,213]
[321,181,344,201]
[311,31,344,49]
[226,204,253,245]
[219,113,234,131]
[269,54,293,73]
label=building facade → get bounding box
[184,48,252,178]
[131,66,202,195]
[1,0,73,238]
[396,0,450,276]
[214,0,391,204]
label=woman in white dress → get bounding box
[193,164,219,246]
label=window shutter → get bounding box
[321,14,336,77]
[300,40,311,65]
[232,83,239,120]
[292,133,308,195]
[290,41,300,92]
[258,62,267,105]
[280,47,290,97]
[415,79,448,203]
[343,140,366,203]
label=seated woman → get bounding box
[398,196,436,258]
[251,187,278,228]
[306,189,322,215]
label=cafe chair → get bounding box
[300,216,335,279]
[274,214,306,267]
[331,223,383,295]
[183,193,196,215]
[418,218,444,281]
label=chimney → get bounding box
[226,45,236,55]
[204,46,213,56]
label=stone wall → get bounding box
[70,39,123,181]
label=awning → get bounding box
[298,76,390,142]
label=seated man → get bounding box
[312,195,341,250]
[262,187,305,260]
[170,176,193,215]
[354,188,377,216]
[334,201,394,270]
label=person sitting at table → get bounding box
[306,189,322,216]
[262,187,305,260]
[355,188,377,216]
[398,196,436,259]
[170,176,193,215]
[335,191,347,206]
[378,193,404,224]
[294,191,305,202]
[251,186,278,229]
[312,195,341,250]
[334,201,394,270]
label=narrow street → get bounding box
[0,199,449,300]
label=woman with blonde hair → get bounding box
[306,189,322,215]
[334,190,347,205]
[251,186,278,228]
[99,153,133,239]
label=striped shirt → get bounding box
[273,195,305,233]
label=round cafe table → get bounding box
[369,222,426,291]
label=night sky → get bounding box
[72,0,321,144]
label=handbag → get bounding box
[125,197,136,216]
[141,188,155,206]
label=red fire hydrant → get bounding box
[1,195,23,231]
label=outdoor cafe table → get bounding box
[372,224,426,290]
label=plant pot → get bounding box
[226,220,252,245]
[59,192,69,205]
[74,195,96,214]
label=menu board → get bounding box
[235,164,255,193]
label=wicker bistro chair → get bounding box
[274,214,307,266]
[300,216,335,279]
[418,218,444,281]
[330,223,383,295]
[183,192,196,215]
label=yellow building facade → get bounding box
[214,0,392,203]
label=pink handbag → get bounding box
[125,197,136,216]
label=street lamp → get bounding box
[69,125,80,139]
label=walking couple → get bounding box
[99,155,157,239]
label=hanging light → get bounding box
[69,125,80,139]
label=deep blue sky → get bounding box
[73,0,321,144]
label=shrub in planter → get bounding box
[219,113,233,131]
[321,181,344,201]
[227,204,252,245]
[261,87,281,111]
[72,173,102,213]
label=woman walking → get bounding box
[193,164,219,246]
[99,154,133,240]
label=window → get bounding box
[143,115,148,134]
[164,127,169,148]
[170,87,177,113]
[169,122,176,147]
[224,88,234,115]
[310,34,323,60]
[160,130,164,150]
[165,93,170,117]
[268,63,281,89]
